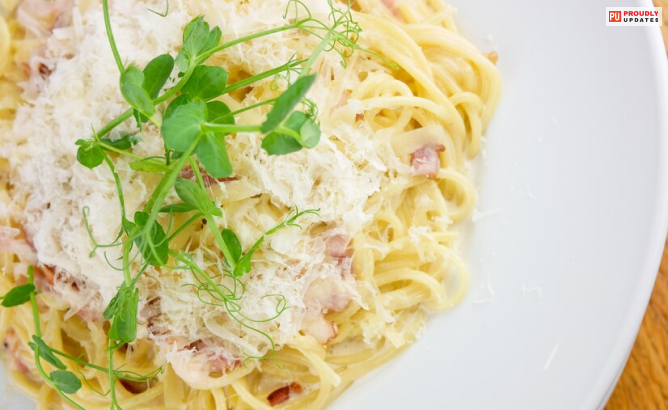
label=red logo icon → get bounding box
[609,10,622,22]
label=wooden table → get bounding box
[605,3,668,408]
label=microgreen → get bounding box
[261,74,316,133]
[0,1,394,408]
[162,101,207,152]
[262,111,321,155]
[50,370,83,394]
[100,134,138,151]
[180,65,228,101]
[75,139,104,169]
[142,54,174,99]
[129,158,171,173]
[174,177,222,217]
[159,203,198,214]
[128,212,169,267]
[0,283,35,307]
[195,132,233,178]
[120,66,156,119]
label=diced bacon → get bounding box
[380,0,403,19]
[17,0,73,32]
[22,48,53,81]
[327,234,351,258]
[3,329,30,374]
[301,315,338,345]
[268,382,303,406]
[410,144,445,179]
[33,264,55,291]
[305,276,352,313]
[179,165,238,187]
[184,340,240,374]
[0,228,37,264]
[75,305,103,323]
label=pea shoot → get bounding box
[0,1,387,409]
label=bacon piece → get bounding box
[305,275,352,313]
[18,0,73,31]
[327,234,351,259]
[410,144,445,179]
[302,316,338,345]
[268,382,303,406]
[179,165,237,187]
[33,264,55,291]
[75,306,103,323]
[380,0,403,19]
[3,329,29,374]
[0,228,37,264]
[185,340,240,374]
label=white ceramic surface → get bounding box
[2,0,667,409]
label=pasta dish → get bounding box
[0,0,500,408]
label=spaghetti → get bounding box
[0,0,501,409]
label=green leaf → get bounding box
[181,16,210,59]
[159,203,198,214]
[103,289,121,321]
[50,370,82,394]
[174,178,222,217]
[196,132,233,179]
[115,288,139,344]
[233,236,265,277]
[100,134,138,151]
[130,159,171,173]
[164,94,191,119]
[133,212,169,266]
[204,26,222,53]
[0,284,35,307]
[161,100,207,152]
[261,75,316,133]
[221,229,241,263]
[29,336,66,370]
[75,139,104,169]
[143,54,175,99]
[297,116,321,149]
[261,133,302,156]
[207,101,234,125]
[175,52,189,73]
[262,111,321,155]
[120,66,155,118]
[180,65,228,101]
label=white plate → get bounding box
[2,0,667,409]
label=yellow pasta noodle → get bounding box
[0,0,500,409]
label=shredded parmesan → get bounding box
[1,0,405,363]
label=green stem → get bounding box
[102,0,124,73]
[196,22,304,64]
[167,213,203,242]
[300,30,333,77]
[141,138,201,233]
[187,158,235,269]
[27,268,87,410]
[98,142,144,160]
[223,59,307,94]
[108,338,119,410]
[226,99,277,119]
[102,155,127,221]
[170,251,233,301]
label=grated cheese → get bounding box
[1,0,405,367]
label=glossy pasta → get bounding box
[0,0,501,409]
